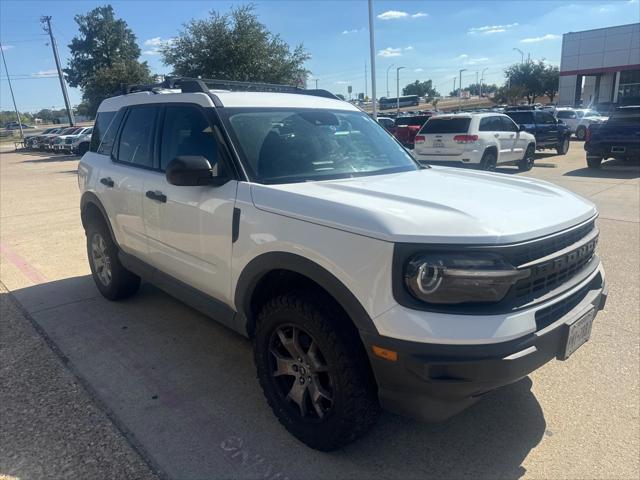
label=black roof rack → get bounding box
[122,77,338,100]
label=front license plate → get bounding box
[433,139,444,148]
[561,308,595,360]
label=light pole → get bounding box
[315,79,319,89]
[480,67,488,97]
[396,66,405,115]
[386,64,395,98]
[368,0,377,118]
[453,77,456,97]
[513,47,524,63]
[458,68,467,108]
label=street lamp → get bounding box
[480,67,488,97]
[513,47,524,63]
[396,66,405,115]
[386,64,395,98]
[367,0,377,119]
[458,68,467,107]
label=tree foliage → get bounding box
[65,5,152,116]
[492,85,527,105]
[541,65,560,103]
[402,79,439,98]
[504,61,558,104]
[162,5,310,85]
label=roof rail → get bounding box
[122,76,338,100]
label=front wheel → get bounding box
[254,292,380,451]
[576,126,587,141]
[587,156,603,169]
[556,136,570,155]
[518,144,535,171]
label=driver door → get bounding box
[142,104,238,303]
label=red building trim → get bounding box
[560,64,640,76]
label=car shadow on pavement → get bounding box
[6,276,546,480]
[564,159,640,179]
[14,151,80,163]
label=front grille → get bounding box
[535,273,602,330]
[513,253,596,298]
[509,220,595,266]
[65,138,74,144]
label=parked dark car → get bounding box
[505,109,571,155]
[388,114,434,149]
[584,105,640,169]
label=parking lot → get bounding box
[1,142,638,479]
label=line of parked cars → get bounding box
[23,125,93,155]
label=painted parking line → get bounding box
[0,241,48,285]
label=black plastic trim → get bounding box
[234,251,378,335]
[231,207,241,243]
[80,192,117,243]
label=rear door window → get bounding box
[115,106,159,168]
[479,116,502,132]
[420,118,471,134]
[535,111,556,125]
[500,116,519,132]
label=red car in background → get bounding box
[389,113,435,149]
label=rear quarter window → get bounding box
[420,117,471,134]
[90,111,117,153]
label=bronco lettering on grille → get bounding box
[531,237,597,277]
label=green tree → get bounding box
[542,65,560,103]
[162,5,310,85]
[504,61,549,104]
[65,5,152,116]
[464,83,499,96]
[402,79,439,98]
[492,85,527,105]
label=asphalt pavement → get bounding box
[0,143,638,479]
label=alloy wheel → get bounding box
[91,232,112,286]
[268,324,334,420]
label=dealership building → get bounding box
[557,23,640,108]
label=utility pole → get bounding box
[453,77,456,96]
[41,15,75,126]
[458,68,467,108]
[0,40,24,141]
[364,62,368,99]
[315,79,319,89]
[368,0,377,119]
[386,64,395,98]
[475,71,479,94]
[480,67,488,97]
[396,66,405,116]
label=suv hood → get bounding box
[250,167,597,244]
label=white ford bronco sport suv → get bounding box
[78,78,607,451]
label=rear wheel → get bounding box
[556,136,570,155]
[576,126,587,141]
[480,150,497,171]
[518,144,535,171]
[587,156,603,169]
[254,292,380,451]
[86,221,140,300]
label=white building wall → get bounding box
[558,75,577,106]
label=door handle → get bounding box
[146,190,167,203]
[100,177,114,187]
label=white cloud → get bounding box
[378,47,403,57]
[412,12,428,18]
[414,68,424,72]
[468,22,518,35]
[142,37,174,55]
[31,69,58,77]
[334,81,349,85]
[455,54,469,60]
[1,44,14,51]
[405,46,414,51]
[520,34,560,43]
[342,28,360,35]
[377,10,409,20]
[454,54,489,65]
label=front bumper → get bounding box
[361,271,607,422]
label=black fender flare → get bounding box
[80,192,118,245]
[234,251,379,336]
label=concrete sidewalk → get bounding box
[0,283,160,480]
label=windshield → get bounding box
[221,108,419,184]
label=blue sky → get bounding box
[1,0,639,112]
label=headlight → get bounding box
[404,253,529,305]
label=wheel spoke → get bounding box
[308,380,332,418]
[270,348,297,377]
[287,380,308,417]
[307,342,328,372]
[277,327,306,360]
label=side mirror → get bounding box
[519,125,527,132]
[165,156,227,186]
[556,119,564,125]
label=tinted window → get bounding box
[506,112,534,124]
[90,111,116,152]
[535,111,556,124]
[116,107,158,168]
[501,116,519,132]
[160,106,217,171]
[420,117,471,134]
[556,111,576,119]
[609,107,640,124]
[96,110,125,156]
[479,116,502,131]
[395,116,431,127]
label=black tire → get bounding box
[556,136,570,155]
[86,220,140,300]
[576,126,587,141]
[587,156,603,169]
[480,149,497,171]
[254,292,381,451]
[78,142,90,155]
[518,144,535,171]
